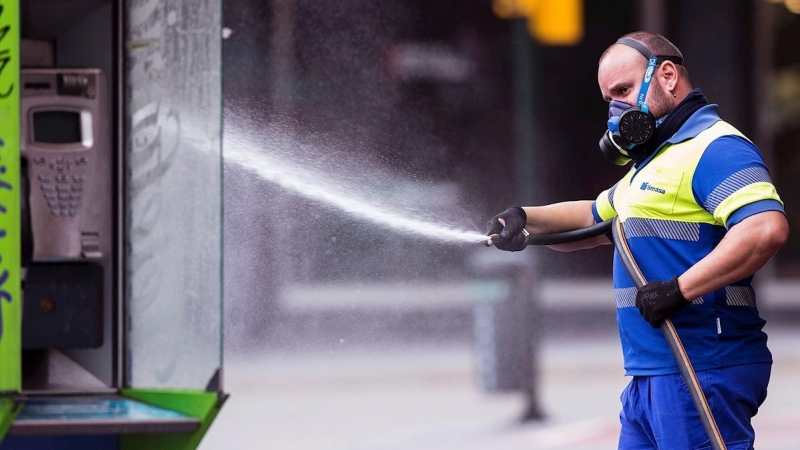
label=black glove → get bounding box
[635,276,689,328]
[485,206,528,251]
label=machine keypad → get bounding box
[33,155,90,217]
[37,156,89,218]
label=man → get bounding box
[486,31,789,449]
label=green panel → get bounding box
[0,397,21,446]
[0,0,21,394]
[120,389,226,450]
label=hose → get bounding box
[612,217,727,450]
[486,219,612,247]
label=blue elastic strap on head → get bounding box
[616,38,675,113]
[636,57,657,112]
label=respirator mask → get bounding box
[599,38,683,166]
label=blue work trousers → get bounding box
[618,363,771,450]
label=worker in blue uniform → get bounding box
[486,31,789,450]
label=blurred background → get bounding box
[208,1,800,449]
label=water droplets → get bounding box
[223,114,488,244]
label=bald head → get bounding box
[598,32,692,118]
[600,32,684,66]
[599,32,691,93]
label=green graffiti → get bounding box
[0,0,20,395]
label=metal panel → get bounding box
[125,0,223,389]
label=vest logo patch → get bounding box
[640,182,666,194]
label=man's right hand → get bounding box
[485,206,529,251]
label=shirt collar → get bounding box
[664,104,721,145]
[635,104,721,168]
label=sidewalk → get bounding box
[201,324,800,450]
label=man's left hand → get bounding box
[635,277,690,328]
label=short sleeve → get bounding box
[593,182,619,223]
[693,135,784,228]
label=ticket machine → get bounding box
[21,68,110,352]
[22,68,110,262]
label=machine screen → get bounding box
[33,111,82,144]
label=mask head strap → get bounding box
[615,38,684,111]
[615,38,684,66]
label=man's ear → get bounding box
[660,61,679,90]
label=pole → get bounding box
[511,19,544,421]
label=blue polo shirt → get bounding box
[592,105,784,376]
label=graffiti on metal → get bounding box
[0,0,20,394]
[0,0,18,344]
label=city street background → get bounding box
[213,2,800,450]
[201,310,800,450]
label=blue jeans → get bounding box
[618,363,771,450]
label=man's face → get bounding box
[598,45,673,119]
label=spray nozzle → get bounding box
[484,228,529,247]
